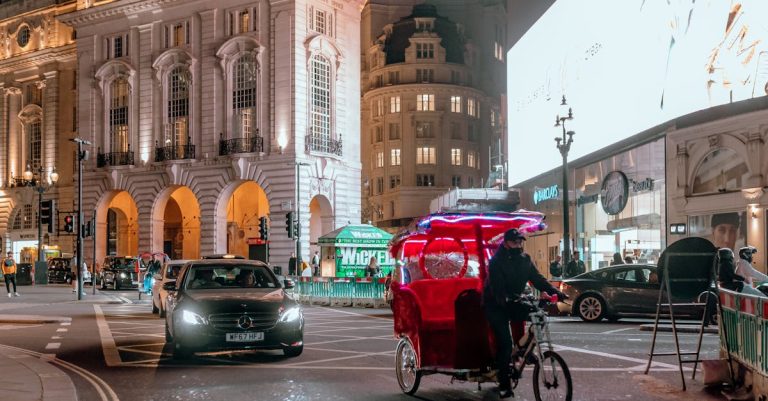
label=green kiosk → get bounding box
[317,224,394,278]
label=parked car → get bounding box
[152,260,190,317]
[47,258,92,285]
[558,264,714,322]
[101,256,140,290]
[164,258,303,359]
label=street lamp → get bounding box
[21,163,59,264]
[554,95,575,266]
[293,161,311,266]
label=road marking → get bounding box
[94,305,122,367]
[555,344,685,370]
[60,322,71,326]
[56,328,68,332]
[601,327,635,334]
[51,336,62,340]
[45,342,60,350]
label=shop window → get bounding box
[692,148,749,194]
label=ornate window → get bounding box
[29,120,42,170]
[451,148,462,166]
[17,25,30,48]
[451,96,462,113]
[109,78,129,153]
[232,54,258,139]
[416,43,434,59]
[416,147,436,164]
[692,148,749,194]
[390,149,401,166]
[310,54,332,143]
[416,94,434,111]
[390,96,400,113]
[167,67,191,148]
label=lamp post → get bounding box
[554,95,575,266]
[21,164,59,264]
[294,161,311,266]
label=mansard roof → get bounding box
[382,3,464,65]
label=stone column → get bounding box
[675,144,688,195]
[6,87,22,179]
[746,131,764,188]
[42,71,59,173]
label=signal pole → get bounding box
[71,138,91,301]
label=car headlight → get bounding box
[182,310,208,325]
[119,272,127,278]
[279,307,302,323]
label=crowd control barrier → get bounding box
[718,288,768,397]
[292,277,388,308]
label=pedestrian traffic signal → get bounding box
[40,199,56,233]
[285,212,295,239]
[82,219,94,238]
[258,216,269,240]
[63,215,74,233]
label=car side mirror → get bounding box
[283,279,295,289]
[163,282,177,291]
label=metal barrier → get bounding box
[292,277,387,308]
[719,289,764,373]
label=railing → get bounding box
[97,149,135,167]
[305,133,343,156]
[219,135,264,156]
[291,277,387,307]
[719,289,765,373]
[155,144,195,161]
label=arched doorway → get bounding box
[160,186,200,260]
[103,191,139,257]
[309,195,333,274]
[224,181,269,258]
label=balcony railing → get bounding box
[155,143,195,162]
[97,148,135,168]
[219,134,264,156]
[305,133,342,156]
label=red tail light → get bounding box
[560,282,570,292]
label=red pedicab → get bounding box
[389,211,572,399]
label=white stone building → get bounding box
[59,0,362,270]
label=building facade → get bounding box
[60,0,362,271]
[0,0,77,263]
[360,1,506,231]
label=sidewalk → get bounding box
[0,284,126,401]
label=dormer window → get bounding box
[415,18,434,32]
[416,43,434,59]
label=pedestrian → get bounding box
[610,253,623,266]
[365,256,380,277]
[311,251,320,276]
[288,252,297,276]
[72,259,87,296]
[624,255,633,264]
[564,251,586,278]
[736,246,767,286]
[2,251,19,297]
[717,248,763,296]
[549,255,562,279]
[483,229,567,398]
[300,261,312,277]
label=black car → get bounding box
[101,256,140,290]
[558,264,713,322]
[47,258,72,284]
[164,259,303,359]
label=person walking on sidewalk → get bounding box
[2,251,19,298]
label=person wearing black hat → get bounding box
[482,228,566,398]
[736,246,767,287]
[711,212,741,251]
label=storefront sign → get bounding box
[631,178,654,193]
[533,185,560,205]
[577,194,599,206]
[601,171,629,215]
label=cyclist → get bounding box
[483,228,566,398]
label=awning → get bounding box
[318,224,393,248]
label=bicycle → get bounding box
[508,292,573,401]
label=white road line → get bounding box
[305,336,396,346]
[555,344,684,370]
[601,327,635,334]
[45,343,60,350]
[60,322,71,326]
[94,305,122,367]
[56,328,68,332]
[306,324,393,335]
[283,350,396,367]
[51,336,62,340]
[317,307,393,321]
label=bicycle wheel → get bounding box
[395,338,421,395]
[532,350,572,401]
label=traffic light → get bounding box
[82,219,94,238]
[40,199,56,233]
[258,216,269,240]
[63,215,74,233]
[285,212,295,239]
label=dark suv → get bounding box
[164,259,303,359]
[101,256,140,290]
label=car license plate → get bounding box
[226,332,264,342]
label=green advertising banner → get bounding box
[335,247,394,278]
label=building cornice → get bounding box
[58,0,182,26]
[363,83,489,100]
[0,44,76,73]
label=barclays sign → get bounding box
[533,185,560,205]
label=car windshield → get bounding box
[165,264,183,279]
[107,258,136,270]
[185,265,277,290]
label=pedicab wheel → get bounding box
[532,350,572,401]
[395,338,421,395]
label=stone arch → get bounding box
[150,185,201,259]
[95,190,139,266]
[214,180,270,258]
[690,146,750,195]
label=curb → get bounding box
[639,323,719,334]
[0,315,70,324]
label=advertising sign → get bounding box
[508,1,768,184]
[335,247,394,278]
[688,211,748,251]
[601,171,629,215]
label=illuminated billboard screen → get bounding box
[507,1,768,185]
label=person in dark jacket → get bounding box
[549,255,562,279]
[483,228,565,398]
[564,251,586,278]
[611,253,623,266]
[718,248,763,296]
